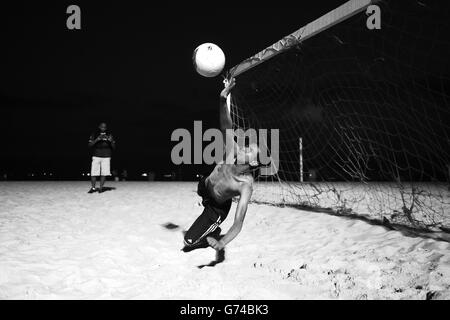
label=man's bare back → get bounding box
[205,162,254,204]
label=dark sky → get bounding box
[1,1,347,178]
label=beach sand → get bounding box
[0,181,449,299]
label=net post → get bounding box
[299,137,303,183]
[229,0,374,78]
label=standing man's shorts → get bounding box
[91,156,111,176]
[183,177,232,247]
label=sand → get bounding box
[0,181,449,299]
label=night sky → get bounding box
[1,1,347,179]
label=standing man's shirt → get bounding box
[88,132,115,157]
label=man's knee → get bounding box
[183,236,192,247]
[183,230,198,247]
[182,233,209,252]
[183,226,221,246]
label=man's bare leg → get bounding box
[91,176,96,188]
[99,176,106,192]
[88,176,97,193]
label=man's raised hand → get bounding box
[220,77,236,99]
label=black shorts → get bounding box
[183,177,232,247]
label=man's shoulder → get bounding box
[238,174,254,188]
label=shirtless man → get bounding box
[182,78,260,252]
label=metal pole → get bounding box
[299,137,303,182]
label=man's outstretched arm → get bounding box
[219,78,235,133]
[207,182,253,250]
[220,78,237,162]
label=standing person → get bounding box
[87,122,116,193]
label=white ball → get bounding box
[193,43,225,78]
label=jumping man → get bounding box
[183,78,260,252]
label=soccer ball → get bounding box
[193,43,225,78]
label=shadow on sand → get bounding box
[252,201,450,243]
[197,249,225,269]
[100,186,116,192]
[162,222,226,268]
